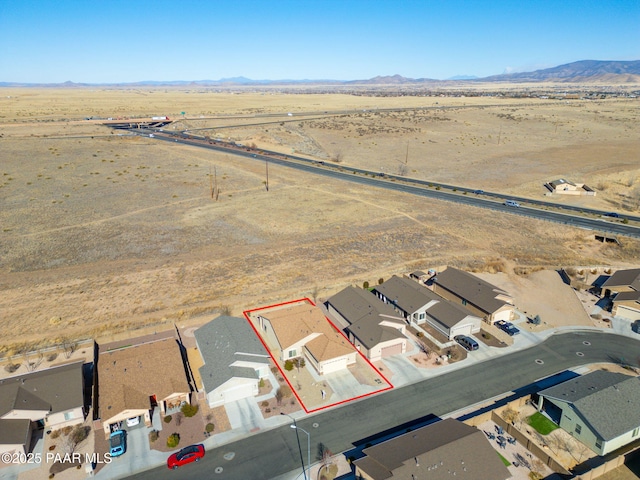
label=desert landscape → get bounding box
[1,86,639,356]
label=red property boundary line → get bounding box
[243,298,393,414]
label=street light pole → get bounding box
[293,425,310,480]
[281,413,308,480]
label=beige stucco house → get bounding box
[256,302,358,375]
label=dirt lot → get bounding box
[1,87,639,355]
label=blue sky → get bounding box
[1,0,638,83]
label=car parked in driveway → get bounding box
[495,320,520,336]
[454,335,479,351]
[126,416,140,428]
[632,320,640,334]
[109,430,126,457]
[167,444,205,470]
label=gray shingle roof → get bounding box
[327,286,405,350]
[354,418,510,480]
[373,275,477,329]
[194,316,270,394]
[602,268,640,290]
[0,419,32,446]
[0,361,84,417]
[434,267,512,315]
[540,370,640,440]
[373,275,440,314]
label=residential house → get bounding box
[96,337,191,438]
[256,302,358,375]
[353,417,511,480]
[194,316,271,407]
[326,286,407,361]
[536,370,640,455]
[601,268,640,320]
[373,275,482,340]
[430,266,515,324]
[0,361,85,454]
[544,178,596,196]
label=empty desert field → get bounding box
[0,86,639,355]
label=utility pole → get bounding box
[209,166,214,199]
[265,158,269,191]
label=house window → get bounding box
[595,439,602,449]
[419,313,425,320]
[462,299,467,306]
[288,349,296,358]
[64,411,75,421]
[575,424,582,435]
[633,428,639,438]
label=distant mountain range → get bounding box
[1,60,638,87]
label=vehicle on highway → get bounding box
[604,212,619,218]
[126,416,140,427]
[109,430,126,457]
[454,335,479,351]
[473,189,485,194]
[504,200,520,207]
[167,444,205,470]
[495,320,520,336]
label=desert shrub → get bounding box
[205,423,215,433]
[164,415,172,423]
[280,385,293,398]
[62,426,73,436]
[261,400,269,407]
[4,363,20,373]
[284,360,294,371]
[181,403,199,417]
[149,430,159,442]
[70,425,90,446]
[46,353,58,362]
[259,378,265,388]
[378,278,384,285]
[50,429,62,439]
[166,433,180,448]
[363,281,369,289]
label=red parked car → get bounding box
[167,444,205,470]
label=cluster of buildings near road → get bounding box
[1,267,640,479]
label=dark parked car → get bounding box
[167,444,205,470]
[632,320,640,334]
[473,189,485,195]
[454,335,479,351]
[495,320,520,336]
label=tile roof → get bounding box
[98,337,189,420]
[540,370,640,440]
[354,418,510,480]
[194,316,270,394]
[260,303,356,362]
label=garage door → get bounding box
[320,357,348,374]
[222,384,255,403]
[380,343,403,358]
[450,324,473,338]
[617,306,640,321]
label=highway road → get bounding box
[127,331,640,480]
[135,128,640,239]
